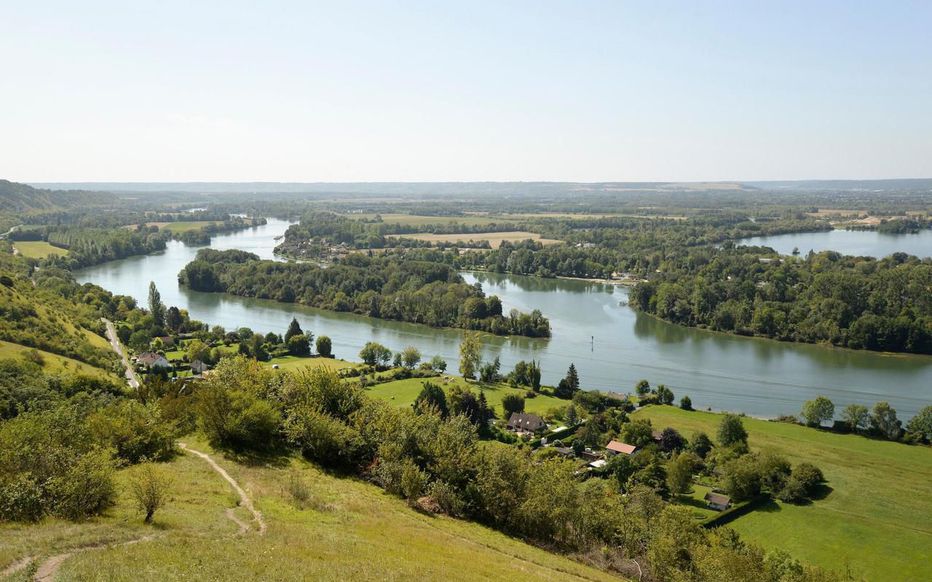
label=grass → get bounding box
[0,340,117,381]
[633,406,932,581]
[12,241,68,258]
[265,355,357,373]
[143,221,223,233]
[393,231,562,249]
[0,437,618,581]
[365,375,568,418]
[671,483,719,522]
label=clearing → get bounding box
[0,437,618,581]
[634,406,932,581]
[11,241,68,259]
[393,231,562,249]
[265,355,357,373]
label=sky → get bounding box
[1,1,931,183]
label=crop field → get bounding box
[392,231,562,249]
[12,241,68,258]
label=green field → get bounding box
[0,437,616,581]
[365,375,567,418]
[265,355,357,373]
[0,340,116,381]
[149,220,222,233]
[634,406,932,581]
[348,213,516,227]
[12,241,68,259]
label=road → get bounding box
[102,318,140,389]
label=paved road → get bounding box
[102,318,140,389]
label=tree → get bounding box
[288,334,311,356]
[690,431,713,458]
[658,427,687,453]
[130,463,171,524]
[400,346,422,369]
[870,401,902,440]
[458,332,482,379]
[186,339,211,364]
[148,281,165,328]
[359,342,392,368]
[800,396,834,427]
[413,382,448,417]
[316,335,332,357]
[680,395,693,411]
[479,356,501,383]
[621,419,654,448]
[667,452,698,495]
[841,403,869,432]
[165,306,183,332]
[501,393,525,417]
[429,355,447,373]
[509,360,541,390]
[566,363,579,391]
[284,317,303,342]
[717,413,748,447]
[635,379,650,396]
[656,384,674,405]
[906,405,932,443]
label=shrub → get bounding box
[284,406,363,470]
[130,462,172,523]
[48,449,117,520]
[88,401,177,463]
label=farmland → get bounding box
[392,231,562,249]
[11,241,68,259]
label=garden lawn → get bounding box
[366,375,568,418]
[12,241,68,259]
[0,437,618,582]
[634,406,932,581]
[265,355,357,373]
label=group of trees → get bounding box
[179,250,550,337]
[798,395,932,443]
[631,248,932,354]
[12,224,169,268]
[187,357,841,581]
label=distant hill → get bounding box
[0,179,116,212]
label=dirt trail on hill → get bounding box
[31,534,159,581]
[179,443,267,535]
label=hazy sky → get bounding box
[2,1,930,182]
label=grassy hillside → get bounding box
[0,438,620,581]
[366,375,567,418]
[0,341,117,381]
[633,406,932,581]
[0,180,116,213]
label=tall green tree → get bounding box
[842,403,869,432]
[870,401,902,440]
[148,281,165,328]
[285,317,303,342]
[717,413,748,448]
[800,396,835,427]
[459,332,482,380]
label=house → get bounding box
[605,440,638,456]
[651,430,663,443]
[190,360,209,375]
[156,336,176,348]
[136,352,171,369]
[507,412,547,434]
[704,491,732,511]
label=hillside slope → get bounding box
[0,180,116,213]
[0,438,620,581]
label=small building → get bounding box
[704,491,732,511]
[588,459,607,469]
[190,360,210,375]
[507,412,547,435]
[156,335,176,348]
[136,352,171,370]
[552,446,575,458]
[605,440,638,456]
[651,430,663,443]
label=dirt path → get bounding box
[225,508,250,535]
[0,556,34,578]
[31,534,158,581]
[179,443,267,535]
[101,318,140,389]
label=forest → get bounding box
[178,249,551,337]
[629,246,932,354]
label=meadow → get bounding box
[11,241,68,259]
[0,437,617,581]
[633,406,932,581]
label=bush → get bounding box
[284,406,363,470]
[130,462,172,523]
[48,449,117,520]
[88,401,177,463]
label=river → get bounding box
[76,219,932,419]
[742,228,932,258]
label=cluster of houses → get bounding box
[133,351,210,378]
[506,412,732,512]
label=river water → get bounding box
[76,219,932,419]
[742,228,932,258]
